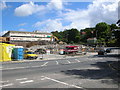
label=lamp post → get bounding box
[96,30,98,47]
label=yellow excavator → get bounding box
[50,35,66,44]
[50,35,59,42]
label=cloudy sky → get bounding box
[0,0,119,36]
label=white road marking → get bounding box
[0,80,9,83]
[31,66,40,68]
[41,76,82,88]
[99,58,103,59]
[1,67,28,70]
[87,58,103,60]
[56,61,59,65]
[20,80,34,84]
[16,78,28,81]
[1,65,41,70]
[2,68,15,70]
[75,59,80,62]
[0,83,13,87]
[41,62,48,66]
[15,67,27,69]
[67,60,71,64]
[41,78,46,80]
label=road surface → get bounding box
[0,54,119,89]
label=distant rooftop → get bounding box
[2,31,52,37]
[8,31,52,34]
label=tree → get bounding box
[51,31,63,41]
[62,30,69,43]
[67,28,80,43]
[51,22,119,46]
[75,36,80,43]
[95,22,111,46]
[80,28,95,44]
[110,24,118,30]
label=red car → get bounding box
[60,46,79,54]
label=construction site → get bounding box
[0,30,95,62]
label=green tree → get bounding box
[110,24,118,30]
[67,28,80,43]
[51,31,63,41]
[95,22,111,46]
[110,23,120,47]
[51,22,119,46]
[80,28,95,43]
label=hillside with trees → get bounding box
[51,22,120,47]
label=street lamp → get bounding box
[96,30,98,47]
[117,19,120,26]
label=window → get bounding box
[27,52,34,54]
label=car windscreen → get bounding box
[27,52,34,54]
[66,47,74,49]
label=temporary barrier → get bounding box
[12,48,24,60]
[0,43,15,62]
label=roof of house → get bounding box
[87,38,97,40]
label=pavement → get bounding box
[1,52,97,64]
[37,52,91,60]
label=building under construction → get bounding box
[2,31,53,47]
[0,37,10,43]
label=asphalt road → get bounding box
[0,54,119,89]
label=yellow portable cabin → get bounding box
[0,43,15,62]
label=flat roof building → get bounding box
[2,31,53,47]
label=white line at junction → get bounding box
[56,61,59,65]
[75,59,80,62]
[0,80,9,83]
[67,60,71,64]
[20,80,34,84]
[31,66,40,68]
[1,67,28,70]
[41,62,48,66]
[0,83,13,87]
[1,65,41,70]
[41,76,82,88]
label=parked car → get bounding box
[24,51,38,59]
[106,48,111,53]
[98,49,106,55]
[60,46,79,54]
[34,48,46,54]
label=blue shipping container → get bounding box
[12,48,24,60]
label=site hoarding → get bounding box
[0,43,15,62]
